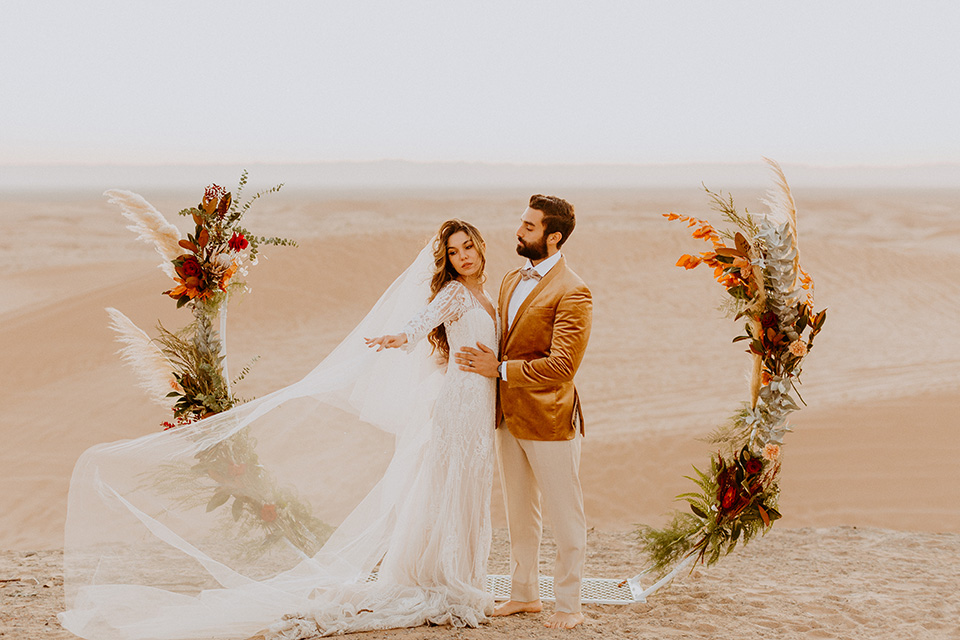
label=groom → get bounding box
[456,194,592,630]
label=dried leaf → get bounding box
[735,232,751,255]
[207,489,230,512]
[758,504,770,527]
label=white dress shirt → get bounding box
[500,251,563,380]
[507,251,563,328]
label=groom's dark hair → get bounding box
[529,194,575,248]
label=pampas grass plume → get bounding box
[106,307,181,406]
[761,157,799,280]
[104,190,182,278]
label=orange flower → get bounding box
[676,254,702,270]
[260,503,278,523]
[220,261,239,290]
[788,340,808,357]
[732,256,752,277]
[692,224,717,241]
[799,268,815,304]
[763,443,781,461]
[164,276,213,301]
[164,282,187,299]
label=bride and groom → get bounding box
[358,194,592,633]
[59,194,592,639]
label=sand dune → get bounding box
[2,187,959,555]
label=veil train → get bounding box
[60,244,450,640]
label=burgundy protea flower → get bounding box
[721,486,737,509]
[228,232,249,252]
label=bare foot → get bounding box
[544,611,585,629]
[492,599,543,616]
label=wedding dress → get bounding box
[270,280,498,638]
[59,244,497,640]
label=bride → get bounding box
[59,220,500,639]
[272,219,499,637]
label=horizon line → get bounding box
[2,159,959,170]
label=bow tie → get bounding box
[519,266,542,282]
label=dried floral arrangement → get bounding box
[105,174,331,558]
[636,159,827,581]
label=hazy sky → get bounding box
[2,1,958,167]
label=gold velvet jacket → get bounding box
[497,256,592,441]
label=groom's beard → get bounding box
[516,235,548,261]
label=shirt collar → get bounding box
[524,251,563,278]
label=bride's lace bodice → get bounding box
[401,280,497,360]
[401,279,498,460]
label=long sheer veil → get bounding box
[59,243,448,640]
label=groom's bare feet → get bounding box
[544,611,585,629]
[492,599,543,616]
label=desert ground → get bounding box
[2,185,958,638]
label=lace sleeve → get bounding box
[401,281,468,349]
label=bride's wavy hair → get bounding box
[427,219,487,360]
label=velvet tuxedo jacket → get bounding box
[497,255,592,441]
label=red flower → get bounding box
[259,503,278,522]
[179,255,203,279]
[228,232,249,252]
[760,311,778,328]
[744,458,763,475]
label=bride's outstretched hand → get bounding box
[364,334,408,351]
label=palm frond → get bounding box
[104,189,182,278]
[106,307,180,406]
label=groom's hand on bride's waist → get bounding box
[455,342,499,378]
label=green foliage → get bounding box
[155,310,236,421]
[702,184,760,240]
[702,406,753,453]
[231,355,261,387]
[636,512,703,576]
[637,448,782,578]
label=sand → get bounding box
[1,185,959,638]
[4,527,959,639]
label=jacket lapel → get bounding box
[500,270,521,350]
[503,255,566,347]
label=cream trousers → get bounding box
[496,426,586,613]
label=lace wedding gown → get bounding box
[59,246,498,640]
[271,280,498,637]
